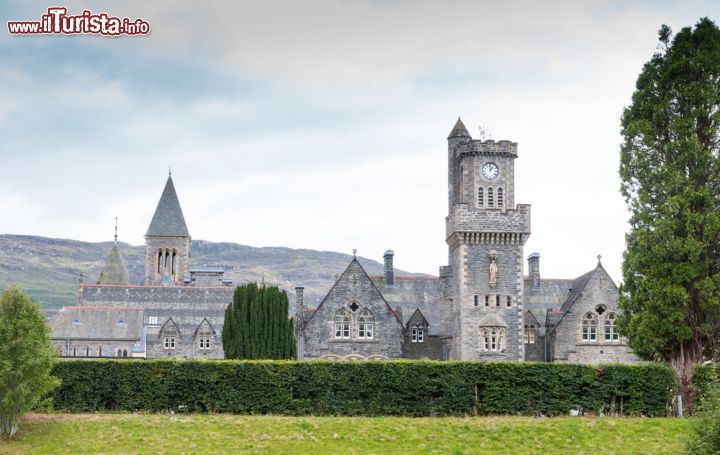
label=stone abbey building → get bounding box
[294,119,637,363]
[50,118,636,364]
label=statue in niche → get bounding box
[489,257,498,287]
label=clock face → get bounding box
[482,163,499,180]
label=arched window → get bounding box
[480,327,506,352]
[117,349,122,357]
[478,187,484,207]
[123,349,128,358]
[497,188,504,208]
[488,188,494,207]
[358,309,374,339]
[582,313,597,341]
[334,310,350,339]
[604,313,619,341]
[98,346,103,357]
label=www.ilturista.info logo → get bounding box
[8,7,150,36]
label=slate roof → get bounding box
[97,244,130,285]
[524,277,574,326]
[448,117,471,139]
[146,175,190,237]
[371,276,452,337]
[559,269,595,314]
[50,306,143,340]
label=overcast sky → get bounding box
[1,1,718,283]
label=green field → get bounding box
[0,414,690,454]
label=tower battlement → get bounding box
[455,139,518,157]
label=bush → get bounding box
[687,383,720,454]
[0,285,60,439]
[48,360,674,417]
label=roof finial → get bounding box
[353,249,357,258]
[597,254,602,265]
[114,217,118,244]
[169,166,172,177]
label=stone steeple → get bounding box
[447,117,471,139]
[97,221,130,285]
[144,173,192,285]
[146,175,190,237]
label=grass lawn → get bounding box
[0,413,690,454]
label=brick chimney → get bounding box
[527,253,540,293]
[383,250,395,286]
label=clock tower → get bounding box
[444,118,531,360]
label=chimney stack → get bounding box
[527,253,540,293]
[383,250,395,286]
[295,285,305,308]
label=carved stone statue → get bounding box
[489,257,498,286]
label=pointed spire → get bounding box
[97,244,130,285]
[448,117,471,139]
[114,217,118,245]
[146,174,190,237]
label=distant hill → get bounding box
[0,234,421,311]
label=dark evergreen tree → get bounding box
[619,18,720,411]
[222,283,296,359]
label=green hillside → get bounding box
[0,234,416,311]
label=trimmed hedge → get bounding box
[48,360,675,417]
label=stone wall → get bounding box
[551,266,638,364]
[300,260,404,360]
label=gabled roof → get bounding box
[447,117,471,139]
[305,258,405,328]
[551,261,618,330]
[524,310,540,326]
[146,175,190,237]
[193,318,217,335]
[558,269,595,314]
[158,317,180,335]
[406,308,429,328]
[97,244,130,285]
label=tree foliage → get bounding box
[618,18,720,408]
[222,283,296,359]
[0,285,59,439]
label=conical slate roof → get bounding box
[97,244,130,285]
[447,117,471,139]
[146,175,190,237]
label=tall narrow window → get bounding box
[481,329,489,351]
[85,346,90,357]
[506,296,512,307]
[98,346,103,357]
[157,250,162,273]
[604,313,619,341]
[485,295,489,306]
[582,313,597,341]
[496,295,500,307]
[524,324,537,344]
[478,187,484,208]
[171,251,177,275]
[488,188,494,207]
[358,309,374,339]
[497,188,504,208]
[474,295,479,307]
[123,350,128,358]
[334,310,351,339]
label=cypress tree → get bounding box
[223,282,295,359]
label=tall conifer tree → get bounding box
[222,283,296,359]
